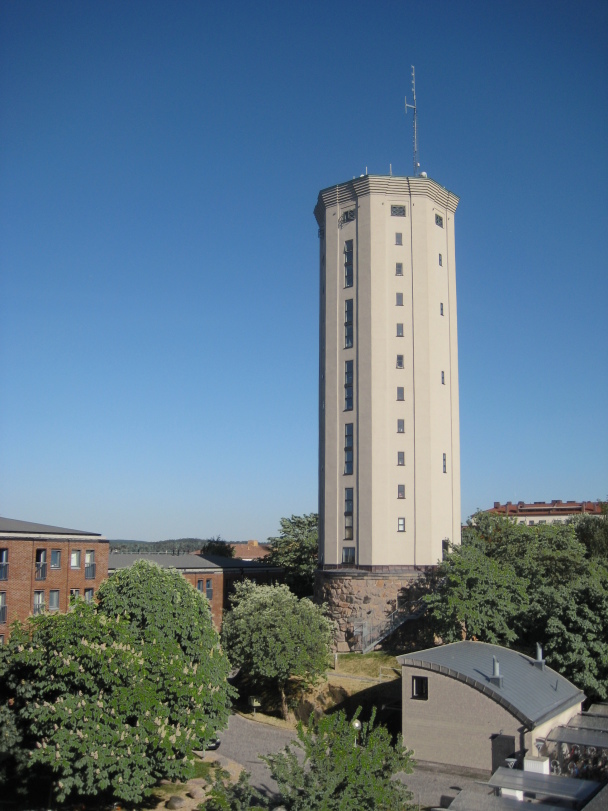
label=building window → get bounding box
[396,293,403,306]
[197,580,204,593]
[395,262,403,276]
[397,387,404,401]
[345,299,353,348]
[435,214,444,228]
[69,588,80,609]
[0,635,3,645]
[443,453,447,473]
[441,371,445,385]
[391,205,406,217]
[344,487,353,539]
[84,588,94,603]
[398,518,406,532]
[342,547,355,565]
[345,360,353,411]
[396,323,404,337]
[529,520,535,526]
[344,423,354,475]
[49,590,60,611]
[0,549,7,581]
[440,302,444,316]
[342,208,355,223]
[0,592,6,624]
[396,355,404,369]
[206,579,213,601]
[70,550,81,569]
[33,591,45,615]
[344,240,353,288]
[398,485,405,499]
[398,452,405,466]
[51,549,61,569]
[397,419,405,433]
[412,676,428,700]
[35,549,47,581]
[439,253,443,266]
[395,232,403,245]
[85,550,96,580]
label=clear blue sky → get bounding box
[1,1,606,542]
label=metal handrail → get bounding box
[352,600,425,653]
[35,562,47,580]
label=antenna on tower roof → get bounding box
[404,65,420,177]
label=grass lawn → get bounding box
[333,651,400,679]
[150,759,217,797]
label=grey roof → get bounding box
[583,784,608,810]
[588,703,608,716]
[108,553,282,572]
[568,713,608,732]
[397,641,584,728]
[487,767,601,803]
[547,725,608,750]
[449,791,566,811]
[0,516,102,537]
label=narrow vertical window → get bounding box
[397,419,405,433]
[345,299,353,348]
[35,549,47,581]
[396,323,404,337]
[398,518,406,532]
[85,550,96,580]
[344,488,353,539]
[440,302,444,316]
[84,588,94,603]
[396,355,404,369]
[398,485,405,499]
[443,453,447,473]
[344,360,353,411]
[0,592,6,624]
[206,579,213,601]
[342,547,355,564]
[70,550,81,569]
[398,452,405,466]
[395,262,403,276]
[412,676,428,699]
[33,591,45,615]
[0,550,7,581]
[395,232,403,245]
[396,293,403,306]
[397,387,404,401]
[439,254,443,266]
[344,423,354,475]
[344,239,353,288]
[435,214,444,228]
[441,371,445,385]
[49,590,60,611]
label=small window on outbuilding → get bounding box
[412,676,428,700]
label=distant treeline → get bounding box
[109,537,234,558]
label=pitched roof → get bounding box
[0,516,102,537]
[107,552,281,572]
[397,641,584,729]
[487,500,603,518]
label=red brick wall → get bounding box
[0,538,109,642]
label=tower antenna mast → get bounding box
[404,65,419,176]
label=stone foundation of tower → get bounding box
[314,568,431,652]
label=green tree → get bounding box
[96,559,234,744]
[222,582,333,719]
[267,513,319,597]
[572,506,608,560]
[262,708,414,811]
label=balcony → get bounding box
[35,562,47,581]
[0,562,8,580]
[85,563,96,580]
[0,605,6,624]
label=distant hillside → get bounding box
[109,537,234,557]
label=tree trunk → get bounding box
[280,685,288,721]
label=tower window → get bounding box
[398,452,405,466]
[443,453,447,473]
[412,676,428,700]
[439,253,443,266]
[395,233,403,245]
[342,209,356,223]
[396,355,404,369]
[435,214,444,228]
[441,371,445,385]
[398,484,405,499]
[397,419,405,433]
[344,240,353,288]
[391,205,406,217]
[397,387,404,401]
[398,518,406,532]
[345,360,353,411]
[395,262,403,276]
[396,293,403,306]
[342,547,355,564]
[344,423,354,475]
[344,487,353,539]
[440,302,444,316]
[396,323,404,337]
[345,299,353,348]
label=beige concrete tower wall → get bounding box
[315,176,460,572]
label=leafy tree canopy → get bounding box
[424,514,608,700]
[267,513,318,597]
[109,536,234,557]
[222,581,333,719]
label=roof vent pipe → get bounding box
[534,643,546,670]
[489,656,504,688]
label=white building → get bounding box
[314,175,461,649]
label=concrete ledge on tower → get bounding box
[314,567,431,652]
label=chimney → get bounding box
[494,502,500,509]
[534,643,546,671]
[489,656,504,687]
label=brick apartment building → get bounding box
[486,500,604,525]
[108,552,283,629]
[0,516,109,643]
